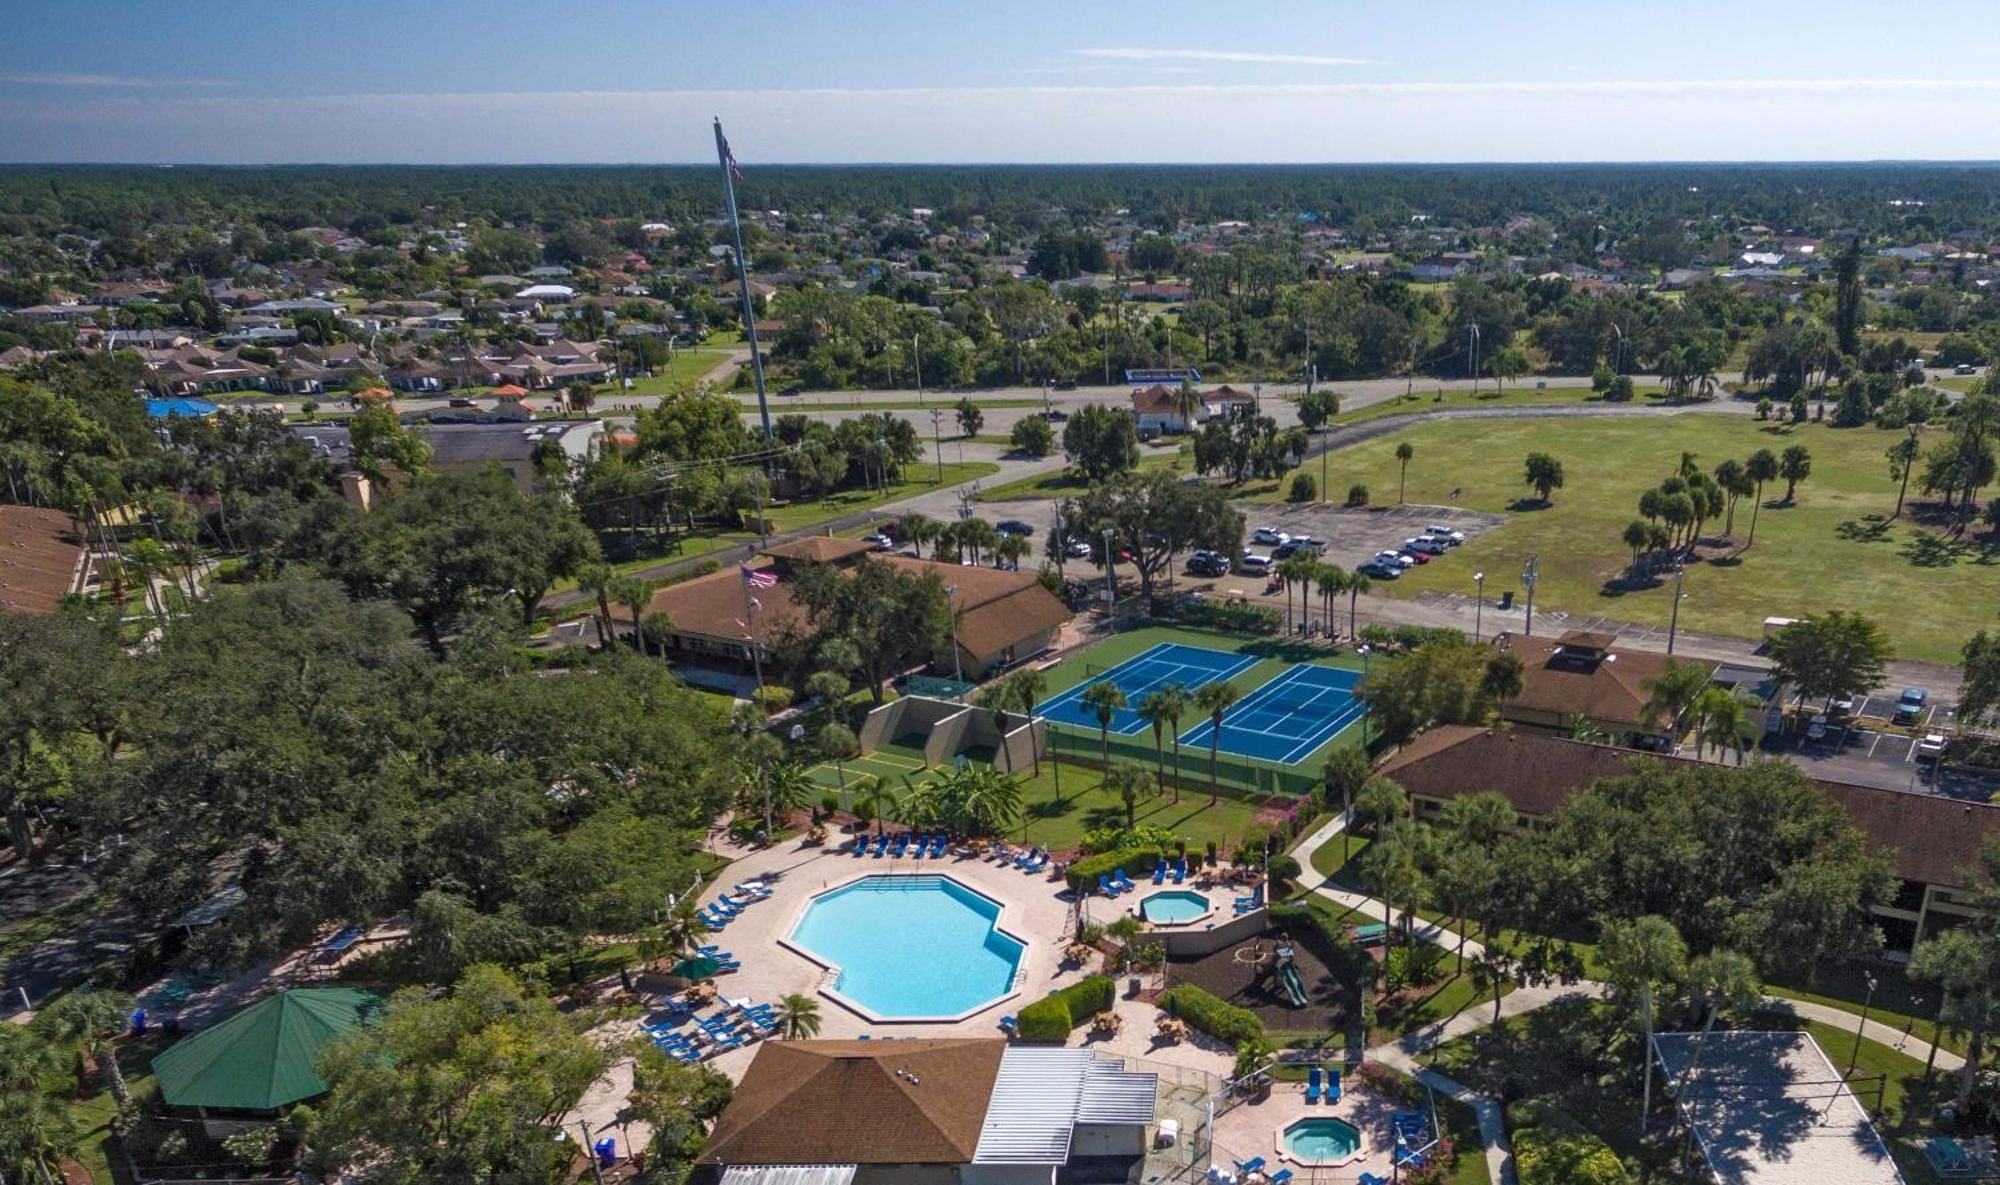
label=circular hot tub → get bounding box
[1282,1117,1363,1166]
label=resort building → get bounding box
[697,1039,1157,1185]
[1488,629,1715,747]
[1376,725,1999,960]
[0,505,94,614]
[647,539,1070,682]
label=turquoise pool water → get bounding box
[1284,1118,1361,1163]
[790,876,1024,1018]
[1141,890,1210,924]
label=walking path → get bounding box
[1285,813,1964,1184]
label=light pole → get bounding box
[875,436,887,491]
[1473,571,1486,643]
[1521,554,1539,637]
[929,408,945,483]
[1356,644,1373,745]
[1467,323,1482,396]
[944,584,964,684]
[913,332,924,406]
[1102,527,1116,611]
[1847,972,1878,1076]
[1666,564,1687,655]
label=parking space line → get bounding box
[1902,737,1918,763]
[1866,730,1883,756]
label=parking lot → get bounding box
[1764,695,2000,797]
[1238,501,1508,575]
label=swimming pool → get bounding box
[1140,890,1212,925]
[1283,1117,1362,1165]
[788,875,1025,1021]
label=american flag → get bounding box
[740,564,776,590]
[723,137,744,181]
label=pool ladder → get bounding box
[818,963,843,991]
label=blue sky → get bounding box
[5,0,2000,163]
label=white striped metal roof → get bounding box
[720,1165,858,1185]
[972,1048,1158,1165]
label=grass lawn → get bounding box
[977,447,1192,502]
[762,461,998,532]
[0,885,108,967]
[1283,891,1517,1044]
[1274,414,1996,663]
[754,397,1052,414]
[617,349,737,394]
[1323,383,1673,427]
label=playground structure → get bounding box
[1275,944,1310,1008]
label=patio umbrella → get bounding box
[671,956,721,980]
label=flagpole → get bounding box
[714,117,773,442]
[741,576,765,688]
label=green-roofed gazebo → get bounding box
[152,987,385,1113]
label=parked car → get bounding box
[1358,560,1402,579]
[1374,550,1416,569]
[1251,526,1289,545]
[1917,733,1948,758]
[1064,538,1092,559]
[995,520,1035,536]
[1186,550,1229,577]
[1041,409,1069,422]
[1290,536,1325,554]
[1805,714,1829,742]
[1396,546,1432,564]
[1272,540,1303,560]
[1954,363,1978,376]
[863,533,895,551]
[779,385,803,397]
[1894,687,1930,724]
[1406,536,1448,555]
[447,396,477,409]
[1424,525,1467,545]
[1237,551,1273,575]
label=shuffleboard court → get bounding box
[1038,643,1259,736]
[1178,663,1364,765]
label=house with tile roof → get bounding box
[1489,629,1714,746]
[698,1040,1156,1185]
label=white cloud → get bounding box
[1069,48,1372,67]
[0,71,221,88]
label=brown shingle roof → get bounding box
[1379,726,2000,888]
[0,506,87,614]
[699,1039,1005,1166]
[1492,631,1706,731]
[762,536,874,564]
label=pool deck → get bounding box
[1211,1079,1403,1182]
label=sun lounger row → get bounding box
[699,883,775,931]
[1234,887,1264,915]
[1097,868,1139,897]
[1150,858,1191,885]
[1303,1066,1342,1104]
[848,831,950,859]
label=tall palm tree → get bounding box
[1277,552,1317,632]
[1158,684,1189,802]
[1314,563,1346,637]
[1081,681,1128,773]
[1744,448,1779,545]
[1601,915,1688,1133]
[1008,668,1048,776]
[1353,776,1407,835]
[774,993,823,1040]
[1345,568,1372,638]
[1394,441,1415,503]
[765,762,815,837]
[608,575,651,656]
[853,779,899,836]
[1104,762,1155,830]
[1667,950,1762,1112]
[1641,659,1711,741]
[1360,820,1429,984]
[1319,747,1371,862]
[900,512,937,559]
[0,1026,82,1182]
[579,561,615,648]
[1691,687,1755,764]
[1137,690,1175,793]
[35,987,138,1104]
[1191,681,1241,803]
[1436,791,1513,851]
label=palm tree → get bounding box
[0,1026,82,1183]
[579,561,615,648]
[853,779,899,836]
[1319,747,1371,862]
[1277,552,1317,632]
[774,993,823,1040]
[1157,684,1189,801]
[1394,441,1415,503]
[1359,820,1429,982]
[1191,681,1241,803]
[1345,568,1372,637]
[35,987,138,1105]
[900,512,936,559]
[1137,690,1175,793]
[608,574,651,656]
[765,762,815,837]
[1436,791,1513,850]
[1081,681,1128,773]
[1314,563,1345,637]
[1172,379,1202,431]
[1478,652,1524,715]
[1744,448,1779,544]
[1007,667,1048,777]
[1640,659,1711,740]
[1779,444,1812,503]
[1353,776,1408,835]
[1104,761,1155,829]
[1667,950,1763,1112]
[1601,915,1687,1132]
[1691,687,1755,764]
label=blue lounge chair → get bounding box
[1098,874,1121,898]
[1152,863,1167,885]
[1360,1175,1389,1185]
[1268,1171,1293,1185]
[709,898,741,917]
[1173,858,1188,884]
[851,835,870,856]
[1235,1157,1265,1176]
[928,835,947,858]
[891,833,910,857]
[1012,846,1033,868]
[1113,868,1136,892]
[1325,1069,1341,1103]
[871,833,889,856]
[999,1014,1017,1033]
[696,944,722,955]
[1305,1066,1322,1103]
[1025,851,1048,873]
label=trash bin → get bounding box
[1128,975,1142,997]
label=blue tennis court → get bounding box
[1177,663,1365,765]
[1038,643,1259,736]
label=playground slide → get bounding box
[1279,961,1309,1008]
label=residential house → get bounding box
[1490,630,1712,746]
[697,1039,1157,1185]
[1126,281,1192,302]
[1409,257,1466,282]
[1130,384,1193,434]
[1201,385,1257,422]
[1377,725,2000,959]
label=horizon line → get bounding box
[6,158,2000,168]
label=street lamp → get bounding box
[1101,527,1116,611]
[1666,564,1687,655]
[944,584,964,684]
[1473,571,1486,643]
[1847,972,1878,1076]
[1356,644,1373,745]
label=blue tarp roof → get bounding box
[145,397,219,419]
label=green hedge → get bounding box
[1158,983,1264,1046]
[1064,846,1165,894]
[1510,1094,1630,1185]
[1053,975,1114,1019]
[1015,996,1072,1043]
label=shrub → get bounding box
[1159,596,1281,634]
[1513,1128,1629,1185]
[1065,845,1165,893]
[1053,974,1114,1019]
[1287,472,1317,503]
[752,684,795,713]
[211,557,250,584]
[1604,375,1635,402]
[1387,942,1446,987]
[1755,396,1773,420]
[1158,983,1264,1046]
[1268,854,1302,892]
[1015,995,1072,1042]
[1345,483,1370,507]
[1010,415,1056,457]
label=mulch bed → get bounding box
[1168,931,1358,1031]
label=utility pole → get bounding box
[712,119,772,442]
[1521,554,1539,637]
[913,332,924,406]
[929,408,946,482]
[1666,563,1686,655]
[1467,323,1482,397]
[1473,570,1486,643]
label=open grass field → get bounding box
[762,461,997,531]
[1279,414,1996,664]
[1323,383,1674,427]
[750,397,1053,414]
[977,445,1192,502]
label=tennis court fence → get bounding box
[1044,719,1321,799]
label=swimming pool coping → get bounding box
[1137,887,1219,929]
[1277,1115,1370,1168]
[780,870,1030,1025]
